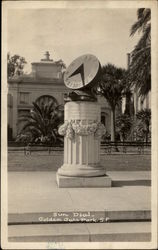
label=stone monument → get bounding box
[57,54,111,187]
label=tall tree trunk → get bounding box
[145,129,149,143]
[111,108,119,152]
[124,93,131,116]
[111,108,115,141]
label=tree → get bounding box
[129,8,151,96]
[116,114,132,142]
[135,108,151,142]
[17,101,64,144]
[7,53,27,78]
[96,64,127,141]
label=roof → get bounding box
[8,74,65,85]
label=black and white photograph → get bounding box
[1,0,158,249]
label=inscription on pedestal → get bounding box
[65,101,100,121]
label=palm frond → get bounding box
[129,8,151,97]
[98,64,126,109]
[130,8,151,36]
[18,100,64,144]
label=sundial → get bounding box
[64,54,101,101]
[57,54,109,187]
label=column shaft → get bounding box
[57,101,106,177]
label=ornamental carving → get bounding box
[58,120,106,140]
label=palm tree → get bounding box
[96,64,127,141]
[129,8,151,96]
[18,101,64,144]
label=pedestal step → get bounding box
[56,174,111,187]
[8,222,151,242]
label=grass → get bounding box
[8,151,151,172]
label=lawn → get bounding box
[8,151,151,171]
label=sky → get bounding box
[7,8,140,73]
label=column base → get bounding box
[56,173,112,188]
[57,164,106,177]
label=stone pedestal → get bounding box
[57,101,111,187]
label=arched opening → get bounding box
[35,95,58,107]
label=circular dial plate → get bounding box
[64,54,100,90]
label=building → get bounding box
[8,52,112,140]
